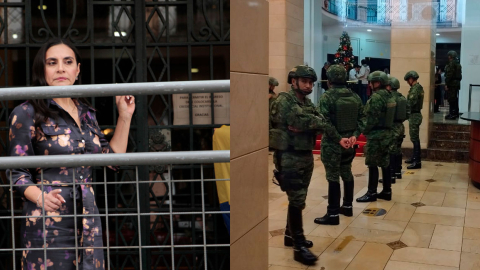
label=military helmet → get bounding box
[367,71,389,86]
[387,77,400,89]
[326,64,347,84]
[287,65,318,84]
[447,50,458,58]
[404,70,419,81]
[269,77,279,86]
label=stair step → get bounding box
[431,130,470,140]
[433,123,471,132]
[428,139,470,150]
[426,147,469,163]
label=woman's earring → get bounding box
[76,76,78,80]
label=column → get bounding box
[390,0,437,149]
[459,1,480,112]
[304,0,324,102]
[269,0,304,93]
[231,0,269,269]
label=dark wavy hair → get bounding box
[27,38,87,128]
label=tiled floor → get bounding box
[268,153,478,270]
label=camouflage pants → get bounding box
[321,141,355,183]
[446,87,459,101]
[446,87,459,111]
[392,123,405,155]
[365,136,392,168]
[409,113,423,143]
[274,150,314,209]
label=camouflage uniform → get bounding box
[445,51,462,119]
[269,76,279,108]
[404,71,424,169]
[357,71,396,203]
[270,89,340,209]
[270,65,338,265]
[314,65,365,226]
[388,77,410,181]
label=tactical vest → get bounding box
[377,90,396,128]
[410,86,424,113]
[330,91,358,133]
[394,93,407,122]
[269,92,317,151]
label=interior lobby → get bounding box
[231,0,480,269]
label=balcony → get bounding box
[322,0,460,28]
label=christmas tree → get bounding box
[334,31,356,69]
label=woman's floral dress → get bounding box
[8,99,114,270]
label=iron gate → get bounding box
[0,1,230,269]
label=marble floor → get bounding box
[268,153,478,270]
[433,105,471,125]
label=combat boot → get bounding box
[285,210,313,248]
[357,166,378,202]
[405,152,414,164]
[289,205,318,265]
[377,167,392,201]
[340,181,354,217]
[315,182,340,225]
[396,153,403,179]
[390,155,396,184]
[407,141,422,169]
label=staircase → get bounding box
[426,122,470,162]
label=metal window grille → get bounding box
[0,80,230,270]
[0,1,230,269]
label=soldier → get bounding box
[269,76,279,107]
[445,51,462,119]
[356,71,396,202]
[314,65,365,226]
[404,71,424,169]
[269,65,349,265]
[387,77,409,181]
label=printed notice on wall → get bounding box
[173,93,230,125]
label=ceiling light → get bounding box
[436,33,440,36]
[191,68,199,73]
[367,29,372,32]
[38,5,47,10]
[114,31,127,37]
[12,34,18,39]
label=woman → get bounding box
[8,38,135,269]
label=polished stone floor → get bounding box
[268,153,477,270]
[434,105,471,125]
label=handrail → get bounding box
[0,80,230,100]
[469,84,480,112]
[0,150,230,169]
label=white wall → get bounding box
[459,0,480,113]
[322,25,391,63]
[304,0,324,102]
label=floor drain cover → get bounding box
[269,229,284,237]
[354,174,364,177]
[435,164,444,166]
[387,240,408,250]
[362,208,387,217]
[425,179,436,183]
[322,195,329,199]
[411,202,426,207]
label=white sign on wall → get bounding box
[173,93,230,125]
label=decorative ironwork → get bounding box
[0,1,230,269]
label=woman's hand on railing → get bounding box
[37,189,66,211]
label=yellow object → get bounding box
[213,125,230,204]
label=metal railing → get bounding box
[322,0,459,27]
[468,84,480,113]
[0,80,230,270]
